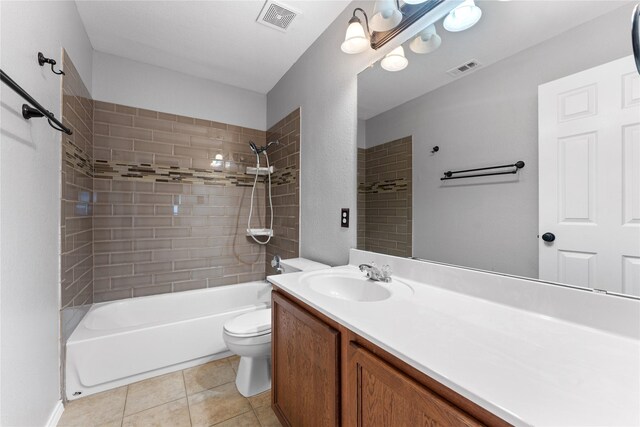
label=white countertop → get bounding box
[268,263,640,427]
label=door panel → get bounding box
[557,132,596,223]
[622,123,640,225]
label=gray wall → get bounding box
[267,1,455,265]
[365,4,635,278]
[0,1,94,424]
[93,52,267,130]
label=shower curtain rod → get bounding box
[0,68,72,135]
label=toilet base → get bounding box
[235,355,271,397]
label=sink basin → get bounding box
[301,269,413,302]
[310,276,391,302]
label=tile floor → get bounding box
[58,356,282,427]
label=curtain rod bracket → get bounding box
[22,104,44,119]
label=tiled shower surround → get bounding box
[265,109,300,274]
[60,53,300,303]
[358,136,412,257]
[91,101,271,302]
[61,50,94,308]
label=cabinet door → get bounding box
[272,292,340,427]
[348,343,483,427]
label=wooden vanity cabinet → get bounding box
[272,289,510,427]
[347,343,482,427]
[272,291,341,427]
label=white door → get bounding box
[539,55,640,296]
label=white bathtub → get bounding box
[65,281,271,400]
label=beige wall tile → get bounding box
[110,125,152,141]
[88,100,268,301]
[94,109,133,127]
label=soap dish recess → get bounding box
[247,228,274,237]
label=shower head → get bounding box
[248,140,279,155]
[249,141,260,154]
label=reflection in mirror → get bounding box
[357,1,640,297]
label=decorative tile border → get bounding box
[64,138,94,177]
[359,177,409,194]
[94,159,262,186]
[93,159,298,188]
[271,165,297,187]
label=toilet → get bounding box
[222,257,329,397]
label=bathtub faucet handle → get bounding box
[271,255,283,274]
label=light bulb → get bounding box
[381,46,408,72]
[370,0,403,32]
[443,0,482,32]
[341,19,369,54]
[409,25,441,54]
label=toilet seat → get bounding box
[224,308,271,338]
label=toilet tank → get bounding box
[278,258,330,274]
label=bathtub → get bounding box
[65,281,271,400]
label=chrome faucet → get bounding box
[271,255,283,274]
[359,263,392,283]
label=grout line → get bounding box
[182,370,194,427]
[252,406,266,427]
[120,385,129,427]
[208,408,255,427]
[123,395,188,419]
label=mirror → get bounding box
[357,0,640,298]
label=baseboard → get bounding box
[46,400,64,427]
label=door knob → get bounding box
[542,232,555,242]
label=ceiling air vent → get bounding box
[447,59,482,77]
[257,1,299,32]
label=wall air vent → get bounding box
[447,59,482,77]
[257,1,299,32]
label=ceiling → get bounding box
[75,0,350,94]
[358,0,633,120]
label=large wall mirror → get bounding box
[357,0,640,298]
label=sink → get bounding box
[301,269,413,302]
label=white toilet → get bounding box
[222,257,329,397]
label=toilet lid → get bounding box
[224,308,271,337]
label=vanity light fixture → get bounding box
[409,24,441,54]
[443,0,482,32]
[340,0,450,54]
[370,0,403,32]
[341,8,371,54]
[381,45,408,72]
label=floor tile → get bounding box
[253,406,282,427]
[228,356,240,373]
[213,410,261,427]
[183,359,236,395]
[122,397,191,427]
[95,421,122,427]
[247,390,270,410]
[188,382,253,427]
[124,371,186,416]
[58,386,127,426]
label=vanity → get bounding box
[267,250,640,427]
